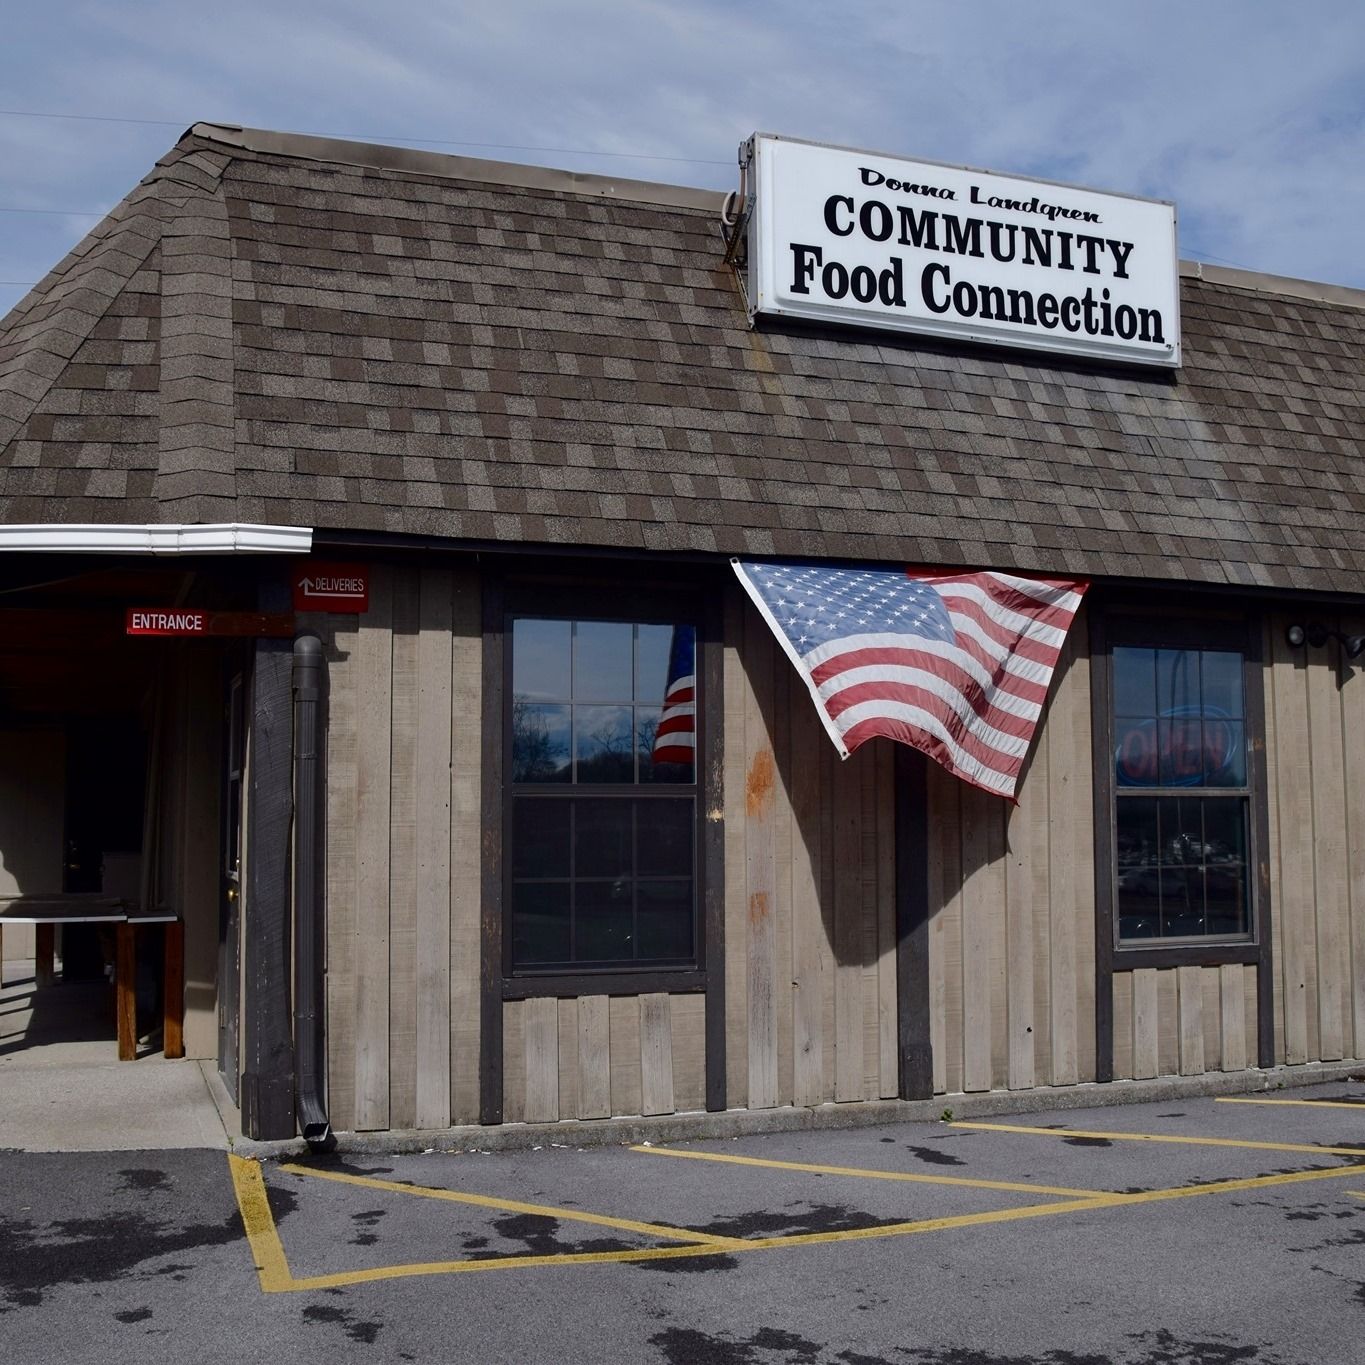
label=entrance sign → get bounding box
[125,609,293,638]
[744,134,1180,368]
[293,562,369,613]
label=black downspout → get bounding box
[293,634,331,1146]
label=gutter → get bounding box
[0,523,313,554]
[292,634,331,1146]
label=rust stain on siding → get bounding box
[749,891,770,929]
[745,748,775,818]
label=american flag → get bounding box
[651,626,696,766]
[732,560,1088,800]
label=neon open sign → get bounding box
[1115,707,1237,787]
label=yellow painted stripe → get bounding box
[1107,1162,1365,1205]
[279,1162,747,1248]
[228,1155,295,1293]
[630,1144,1100,1199]
[1216,1097,1365,1112]
[951,1120,1365,1157]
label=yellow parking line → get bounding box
[279,1161,748,1248]
[1216,1097,1365,1111]
[951,1121,1365,1157]
[228,1154,295,1294]
[630,1144,1100,1199]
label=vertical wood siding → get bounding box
[927,611,1095,1091]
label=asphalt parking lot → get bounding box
[2,1083,1364,1364]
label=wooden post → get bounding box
[895,745,933,1098]
[116,922,136,1061]
[240,576,296,1140]
[35,923,56,989]
[164,920,185,1060]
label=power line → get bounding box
[0,107,732,166]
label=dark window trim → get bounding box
[501,582,708,983]
[480,568,728,1119]
[1091,604,1275,1081]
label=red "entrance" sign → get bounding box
[125,609,294,638]
[293,562,369,613]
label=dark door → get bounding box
[217,668,246,1100]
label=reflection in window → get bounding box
[509,616,698,971]
[1111,640,1252,945]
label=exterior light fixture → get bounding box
[1286,622,1365,659]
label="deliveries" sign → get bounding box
[744,134,1179,368]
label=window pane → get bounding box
[1204,798,1250,936]
[1156,649,1199,715]
[1112,647,1156,719]
[637,798,693,877]
[1158,797,1204,936]
[575,880,634,963]
[1116,798,1160,940]
[1201,651,1244,719]
[512,798,570,878]
[1158,715,1206,787]
[575,621,634,702]
[1115,717,1160,787]
[575,705,634,782]
[637,707,695,785]
[513,882,570,965]
[513,619,571,703]
[637,624,675,705]
[1206,720,1246,788]
[637,880,694,960]
[513,703,571,782]
[574,798,632,878]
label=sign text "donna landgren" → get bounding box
[745,136,1180,367]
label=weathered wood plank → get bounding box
[1201,966,1222,1073]
[722,589,749,1109]
[926,757,948,1095]
[558,998,579,1122]
[640,993,675,1116]
[1112,971,1134,1080]
[876,742,899,1098]
[1005,758,1038,1090]
[1269,617,1314,1063]
[1156,968,1179,1077]
[860,745,880,1100]
[960,784,993,1094]
[449,567,482,1125]
[609,994,642,1116]
[671,993,707,1113]
[1131,967,1159,1080]
[1343,610,1365,1059]
[1243,965,1259,1068]
[502,999,525,1124]
[324,619,358,1130]
[577,995,611,1120]
[387,569,420,1131]
[1260,625,1285,1063]
[833,746,864,1102]
[1220,963,1247,1072]
[1067,634,1097,1084]
[986,797,1009,1090]
[1046,632,1080,1086]
[1178,965,1205,1075]
[745,624,779,1110]
[1306,632,1348,1060]
[937,764,965,1095]
[354,566,393,1131]
[1027,732,1053,1085]
[790,686,826,1106]
[414,569,453,1129]
[772,661,795,1105]
[523,996,560,1124]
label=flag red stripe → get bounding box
[809,645,1052,709]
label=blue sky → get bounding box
[4,1,1365,317]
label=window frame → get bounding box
[1092,608,1271,973]
[486,576,721,1000]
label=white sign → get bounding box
[746,135,1180,367]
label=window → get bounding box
[506,612,700,974]
[1108,629,1254,946]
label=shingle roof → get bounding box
[2,122,1364,595]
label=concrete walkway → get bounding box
[1,961,232,1152]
